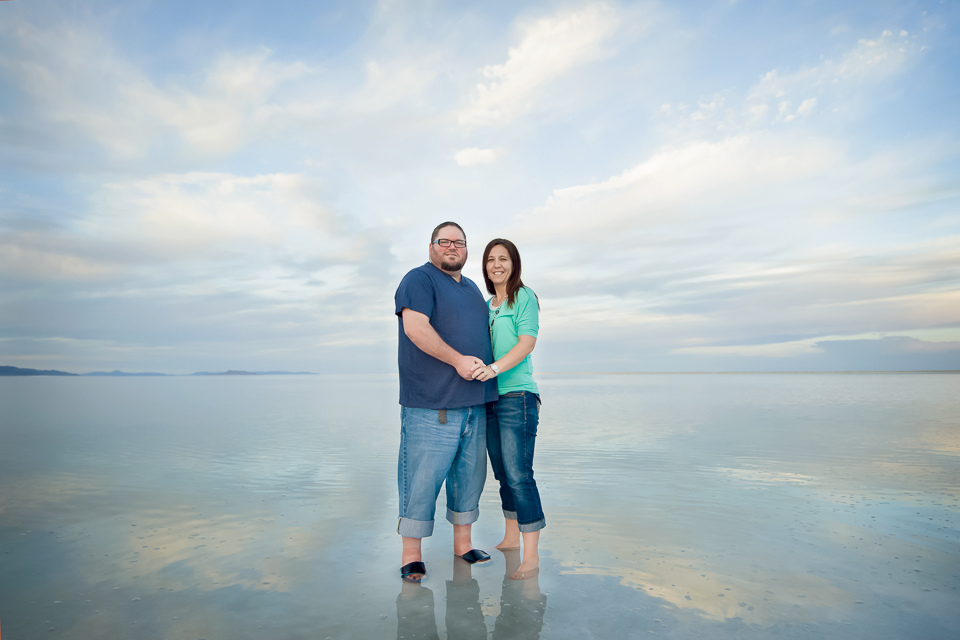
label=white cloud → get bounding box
[516,132,840,240]
[500,119,960,359]
[2,170,373,293]
[454,147,503,166]
[778,97,818,122]
[0,242,115,280]
[690,94,725,122]
[458,3,617,127]
[794,97,818,118]
[662,30,918,132]
[654,31,918,140]
[1,5,956,373]
[674,332,960,360]
[0,21,310,158]
[746,30,914,105]
[351,59,439,113]
[88,172,341,251]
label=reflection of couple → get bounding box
[395,222,544,583]
[396,549,547,640]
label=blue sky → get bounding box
[1,0,958,373]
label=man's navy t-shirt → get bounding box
[395,263,498,409]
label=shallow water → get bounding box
[1,373,958,639]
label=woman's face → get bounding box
[486,245,512,287]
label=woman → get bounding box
[472,238,544,580]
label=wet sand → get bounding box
[1,373,958,639]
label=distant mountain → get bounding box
[0,365,78,376]
[82,370,170,377]
[2,364,317,377]
[191,370,316,376]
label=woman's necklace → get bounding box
[489,293,506,332]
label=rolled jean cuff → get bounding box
[502,509,518,520]
[519,518,546,533]
[446,507,479,526]
[398,517,434,538]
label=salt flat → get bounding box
[1,373,957,639]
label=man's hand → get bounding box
[456,356,485,380]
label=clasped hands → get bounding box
[455,355,498,381]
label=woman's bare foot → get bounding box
[510,552,539,580]
[499,547,521,576]
[508,530,540,580]
[496,518,521,549]
[509,564,539,581]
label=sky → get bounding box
[1,0,959,374]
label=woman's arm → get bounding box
[472,335,536,381]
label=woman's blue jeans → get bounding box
[486,391,545,533]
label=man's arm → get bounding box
[401,308,483,380]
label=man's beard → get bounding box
[440,255,466,272]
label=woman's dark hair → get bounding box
[482,238,538,309]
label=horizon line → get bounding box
[3,364,959,377]
[536,370,960,375]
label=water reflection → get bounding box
[491,549,546,640]
[395,550,545,640]
[444,558,487,640]
[1,374,958,639]
[396,582,439,640]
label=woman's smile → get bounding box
[486,245,513,284]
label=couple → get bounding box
[395,221,543,583]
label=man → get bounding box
[394,221,499,582]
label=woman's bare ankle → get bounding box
[496,537,521,549]
[516,554,538,573]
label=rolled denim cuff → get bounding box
[502,509,518,520]
[446,507,479,526]
[518,518,546,533]
[398,517,434,538]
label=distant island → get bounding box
[0,365,78,377]
[1,365,316,377]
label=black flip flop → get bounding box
[457,549,491,564]
[400,561,426,582]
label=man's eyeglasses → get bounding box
[432,239,466,248]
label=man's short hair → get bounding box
[431,221,466,243]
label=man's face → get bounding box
[429,225,467,273]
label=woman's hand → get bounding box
[471,365,497,381]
